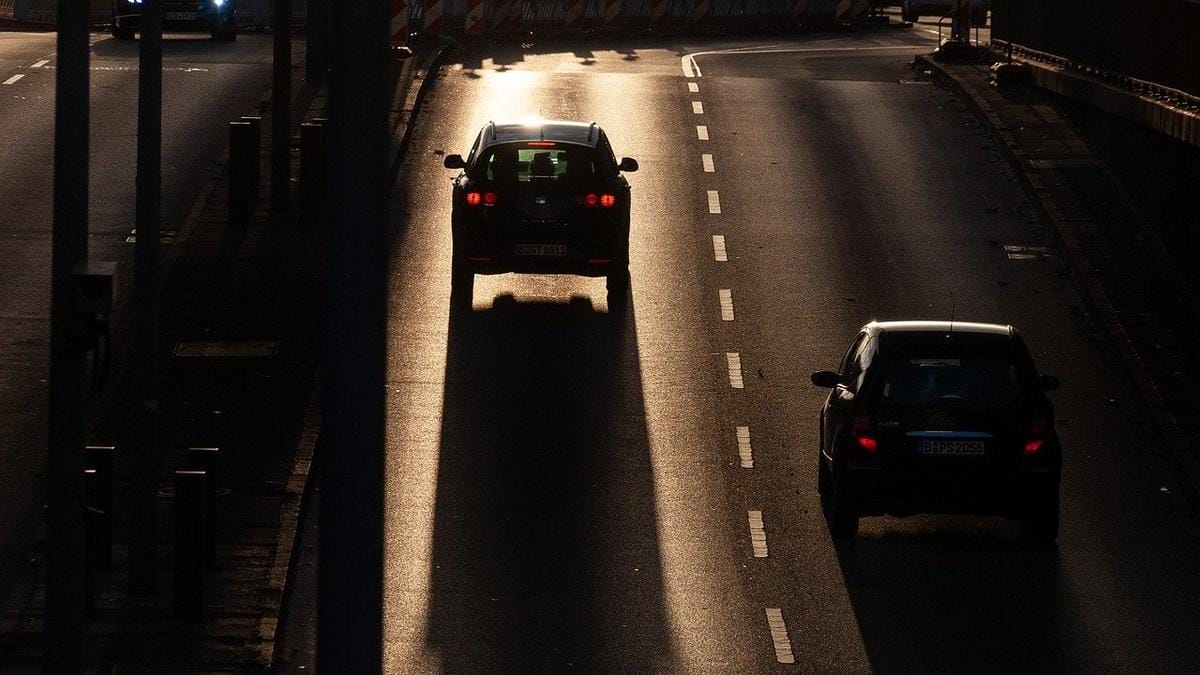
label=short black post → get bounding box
[229,121,254,228]
[84,445,114,569]
[187,447,220,570]
[240,116,263,199]
[173,470,206,619]
[300,122,324,228]
[83,469,98,616]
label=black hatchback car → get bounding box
[442,120,638,306]
[811,321,1062,542]
[111,0,239,41]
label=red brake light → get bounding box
[483,191,497,206]
[600,194,617,208]
[1024,439,1044,455]
[1024,420,1051,455]
[527,141,556,148]
[850,418,877,454]
[465,192,481,206]
[585,193,599,207]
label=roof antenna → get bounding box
[949,295,956,334]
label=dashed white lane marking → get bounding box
[687,81,699,93]
[736,426,753,468]
[702,153,715,173]
[719,289,734,321]
[696,125,709,141]
[692,101,704,114]
[725,352,744,389]
[712,235,728,262]
[31,60,48,69]
[3,74,25,85]
[748,511,768,558]
[765,608,796,664]
[707,190,721,214]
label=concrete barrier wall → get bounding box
[993,0,1200,96]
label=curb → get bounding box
[916,53,1200,513]
[389,43,451,189]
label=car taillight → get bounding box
[465,192,481,206]
[850,418,877,453]
[483,191,497,206]
[465,191,496,207]
[1025,420,1051,455]
[600,194,617,208]
[585,193,599,207]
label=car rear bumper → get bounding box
[113,10,235,31]
[453,218,629,277]
[457,254,623,278]
[845,465,1058,517]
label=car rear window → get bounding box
[471,142,608,186]
[876,357,1026,414]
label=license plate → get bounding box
[166,11,198,20]
[918,439,986,457]
[514,244,567,257]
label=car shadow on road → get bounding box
[424,292,674,671]
[833,522,1090,673]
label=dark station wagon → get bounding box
[443,120,639,307]
[111,0,239,41]
[811,321,1062,542]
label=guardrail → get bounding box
[392,0,876,40]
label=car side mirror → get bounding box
[1039,375,1060,392]
[618,157,639,173]
[810,371,840,388]
[443,154,466,170]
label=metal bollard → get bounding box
[84,445,114,569]
[240,116,262,199]
[229,121,255,228]
[187,447,220,570]
[300,122,324,228]
[174,470,207,619]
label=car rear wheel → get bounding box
[1025,490,1060,545]
[112,24,136,41]
[606,267,630,307]
[450,259,473,310]
[211,27,237,41]
[823,460,859,539]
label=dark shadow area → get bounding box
[90,34,244,58]
[835,527,1080,673]
[424,293,674,671]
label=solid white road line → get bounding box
[681,54,700,78]
[702,153,715,173]
[736,426,753,468]
[707,190,721,214]
[712,235,727,262]
[692,101,704,114]
[748,511,768,558]
[31,60,48,69]
[696,125,709,141]
[765,608,796,664]
[3,74,25,85]
[687,81,699,93]
[719,289,734,321]
[725,352,744,389]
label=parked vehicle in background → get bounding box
[811,321,1062,542]
[111,0,239,41]
[900,0,990,26]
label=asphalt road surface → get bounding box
[0,27,275,605]
[380,28,1200,673]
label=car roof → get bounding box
[483,120,601,148]
[867,320,1014,337]
[865,321,1025,360]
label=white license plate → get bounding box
[166,11,198,20]
[514,244,567,257]
[919,439,986,456]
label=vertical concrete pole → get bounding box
[130,0,164,597]
[272,0,293,214]
[46,0,90,668]
[318,0,388,669]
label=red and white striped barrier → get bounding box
[390,0,408,42]
[424,0,443,34]
[650,0,670,26]
[465,0,485,34]
[564,0,583,30]
[604,0,622,28]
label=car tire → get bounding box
[212,27,237,41]
[1026,490,1060,545]
[824,461,859,539]
[112,25,136,41]
[606,267,631,305]
[901,2,918,23]
[970,7,989,27]
[450,259,473,310]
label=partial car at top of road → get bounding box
[110,0,239,41]
[811,320,1061,542]
[443,119,639,309]
[899,0,990,26]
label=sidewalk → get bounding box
[917,51,1200,513]
[0,40,445,672]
